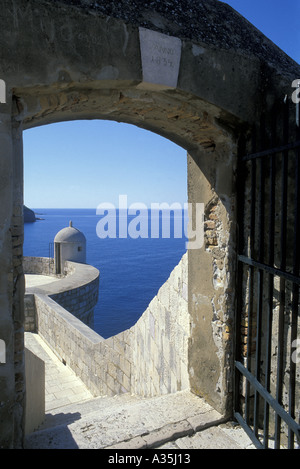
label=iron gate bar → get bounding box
[246,130,258,427]
[253,138,266,438]
[245,133,258,428]
[289,126,300,448]
[263,153,276,447]
[274,103,289,448]
[235,101,300,449]
[237,255,300,285]
[234,135,247,433]
[48,242,54,274]
[234,411,264,450]
[263,110,277,448]
[245,263,254,427]
[242,140,300,161]
[234,361,300,440]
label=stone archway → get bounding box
[17,78,237,407]
[0,0,298,448]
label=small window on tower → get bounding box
[78,246,82,252]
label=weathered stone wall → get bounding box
[23,256,76,277]
[50,280,99,327]
[23,257,56,276]
[34,294,103,383]
[130,253,189,396]
[24,348,45,435]
[34,254,189,398]
[187,136,237,415]
[236,108,300,440]
[0,109,25,448]
[24,295,36,332]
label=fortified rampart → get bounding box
[0,0,299,449]
[24,253,188,398]
[24,256,99,328]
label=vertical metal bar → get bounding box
[296,81,300,128]
[235,135,247,418]
[244,128,257,427]
[235,99,300,449]
[254,269,263,438]
[49,242,52,274]
[263,110,277,448]
[250,126,257,260]
[275,102,289,448]
[253,115,266,439]
[234,259,242,418]
[288,119,300,448]
[244,263,254,425]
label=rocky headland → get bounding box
[23,206,36,223]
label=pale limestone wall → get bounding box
[129,252,189,396]
[24,348,45,435]
[34,253,189,398]
[23,257,55,276]
[24,295,36,332]
[50,280,99,327]
[23,256,76,277]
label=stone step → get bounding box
[34,392,143,431]
[25,390,230,449]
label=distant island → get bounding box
[23,205,36,223]
[23,205,44,223]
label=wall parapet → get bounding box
[23,256,56,276]
[24,256,99,327]
[23,256,77,277]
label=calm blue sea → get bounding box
[23,209,187,338]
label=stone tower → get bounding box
[54,221,86,274]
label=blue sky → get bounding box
[222,0,300,63]
[24,121,187,208]
[24,0,300,209]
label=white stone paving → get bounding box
[25,332,93,411]
[25,333,255,450]
[25,274,60,289]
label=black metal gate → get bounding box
[234,97,300,449]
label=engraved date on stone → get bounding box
[139,28,182,89]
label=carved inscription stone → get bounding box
[138,27,182,89]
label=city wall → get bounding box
[25,254,189,398]
[24,257,99,328]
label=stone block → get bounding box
[169,287,179,315]
[25,347,45,434]
[107,435,147,450]
[143,420,193,448]
[138,28,182,89]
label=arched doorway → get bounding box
[23,119,188,338]
[0,0,298,448]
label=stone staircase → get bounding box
[25,390,254,449]
[25,332,254,449]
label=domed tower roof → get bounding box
[54,221,86,244]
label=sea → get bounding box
[23,208,188,339]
